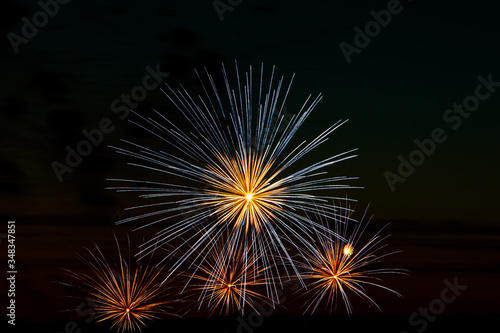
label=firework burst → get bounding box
[64,237,173,332]
[182,234,273,316]
[107,62,358,301]
[297,204,406,314]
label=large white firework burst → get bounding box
[108,62,358,304]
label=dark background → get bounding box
[1,0,499,332]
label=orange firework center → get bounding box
[205,153,283,231]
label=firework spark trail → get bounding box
[297,204,406,314]
[63,236,173,332]
[180,232,273,316]
[107,62,358,302]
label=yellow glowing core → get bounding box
[245,193,253,201]
[343,245,353,256]
[125,308,130,313]
[227,284,233,288]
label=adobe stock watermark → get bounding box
[7,0,72,54]
[48,296,97,333]
[339,0,409,64]
[213,0,243,21]
[235,292,282,333]
[51,64,169,182]
[235,271,303,333]
[400,277,467,333]
[384,73,499,192]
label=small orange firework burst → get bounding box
[184,235,274,316]
[298,204,406,314]
[343,244,354,256]
[65,237,174,332]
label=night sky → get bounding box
[1,0,499,332]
